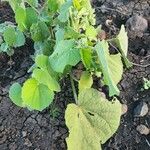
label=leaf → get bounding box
[79,71,93,92]
[14,29,25,47]
[15,6,27,31]
[22,78,54,111]
[73,0,81,10]
[116,25,128,57]
[25,7,38,29]
[80,47,92,69]
[0,43,9,52]
[48,0,59,13]
[86,26,97,40]
[3,26,16,46]
[9,83,23,107]
[30,21,50,42]
[26,0,38,7]
[32,68,60,92]
[58,0,72,22]
[65,88,121,150]
[49,39,81,73]
[95,40,123,96]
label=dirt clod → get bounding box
[126,15,148,38]
[136,124,150,135]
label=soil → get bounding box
[0,1,150,150]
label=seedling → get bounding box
[0,0,131,149]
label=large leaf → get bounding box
[22,78,54,111]
[65,88,121,150]
[95,40,123,96]
[49,39,81,73]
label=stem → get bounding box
[70,75,78,104]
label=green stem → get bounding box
[70,75,78,104]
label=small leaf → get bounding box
[116,25,128,57]
[25,7,38,29]
[3,26,16,46]
[15,29,25,47]
[65,88,121,150]
[32,68,60,92]
[80,47,92,69]
[15,6,27,31]
[22,78,54,111]
[95,40,123,96]
[79,71,93,92]
[9,83,23,107]
[49,39,81,73]
[86,26,97,40]
[58,0,72,22]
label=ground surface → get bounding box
[0,1,150,150]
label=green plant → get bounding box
[0,22,25,55]
[1,0,131,149]
[143,78,150,90]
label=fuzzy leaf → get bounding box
[95,40,123,96]
[49,39,81,73]
[22,78,54,111]
[65,88,121,150]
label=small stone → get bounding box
[136,125,150,135]
[121,104,128,115]
[134,102,148,117]
[24,138,32,147]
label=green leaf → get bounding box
[0,43,9,52]
[80,47,92,69]
[3,26,16,46]
[95,40,123,96]
[30,21,50,42]
[22,78,54,111]
[26,0,38,7]
[65,88,121,150]
[48,0,59,13]
[116,25,128,57]
[79,71,93,92]
[25,7,38,29]
[73,0,81,10]
[9,83,23,107]
[58,0,72,22]
[86,26,97,40]
[49,39,81,73]
[15,6,27,31]
[14,29,25,47]
[32,68,60,92]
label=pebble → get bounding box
[24,138,32,147]
[134,102,148,117]
[121,104,128,115]
[136,125,150,135]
